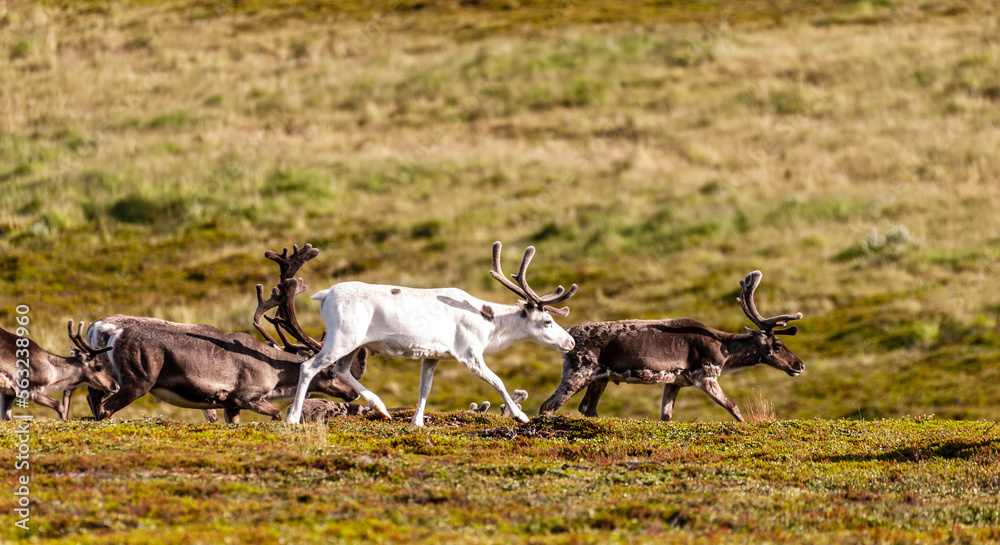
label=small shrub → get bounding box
[203,94,224,107]
[147,110,190,129]
[108,195,189,225]
[836,225,918,262]
[10,39,31,60]
[410,219,443,239]
[12,160,34,177]
[290,38,311,60]
[770,87,810,115]
[123,35,154,52]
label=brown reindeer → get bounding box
[1,321,119,420]
[538,271,803,422]
[82,244,367,422]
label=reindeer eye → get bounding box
[774,342,784,350]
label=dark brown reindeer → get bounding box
[539,271,803,422]
[82,244,367,422]
[1,321,118,420]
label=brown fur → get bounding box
[0,325,118,420]
[538,318,804,422]
[83,315,367,422]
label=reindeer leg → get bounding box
[85,386,104,419]
[1,394,13,420]
[288,347,386,423]
[538,377,590,415]
[59,389,74,420]
[223,408,240,424]
[538,376,588,416]
[94,382,154,421]
[27,391,63,417]
[242,399,283,421]
[696,377,745,423]
[411,359,439,426]
[203,409,219,423]
[287,349,334,423]
[540,351,600,416]
[660,384,681,422]
[578,378,608,417]
[539,355,599,416]
[330,349,389,420]
[459,354,529,424]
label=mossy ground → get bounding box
[1,416,998,543]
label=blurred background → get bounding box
[2,0,998,422]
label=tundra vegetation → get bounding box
[0,415,998,543]
[0,0,999,542]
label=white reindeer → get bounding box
[285,242,578,425]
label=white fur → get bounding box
[88,321,122,368]
[286,282,575,425]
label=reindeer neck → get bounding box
[483,303,534,354]
[39,354,88,391]
[264,348,307,385]
[720,335,768,375]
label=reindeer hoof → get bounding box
[369,400,391,420]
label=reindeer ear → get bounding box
[544,305,570,317]
[511,389,529,404]
[745,327,766,341]
[774,325,798,336]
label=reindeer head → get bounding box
[67,320,120,394]
[490,241,579,353]
[309,348,368,401]
[737,271,804,377]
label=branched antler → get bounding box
[67,320,113,357]
[737,271,802,336]
[490,241,578,317]
[253,244,325,354]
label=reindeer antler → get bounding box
[265,244,319,280]
[67,320,113,357]
[490,241,578,317]
[253,244,325,354]
[737,271,802,336]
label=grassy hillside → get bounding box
[1,416,998,543]
[1,0,999,422]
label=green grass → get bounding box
[1,416,998,543]
[0,2,999,540]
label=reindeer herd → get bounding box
[1,241,804,425]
